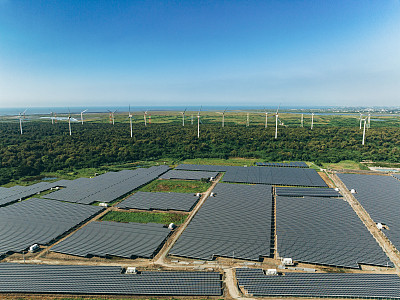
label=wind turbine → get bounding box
[216,107,228,127]
[246,112,250,127]
[368,113,371,129]
[191,114,194,125]
[274,104,280,139]
[108,110,116,125]
[80,109,88,125]
[143,111,148,126]
[18,109,27,134]
[181,108,187,126]
[50,111,55,125]
[68,108,72,136]
[197,106,202,138]
[301,113,303,127]
[359,112,362,129]
[362,118,367,145]
[128,105,133,138]
[264,108,268,128]
[311,112,314,130]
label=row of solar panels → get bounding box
[51,221,171,259]
[276,195,392,268]
[43,165,170,204]
[170,183,273,261]
[338,173,400,256]
[0,181,59,207]
[236,268,400,299]
[255,161,308,168]
[0,198,103,256]
[175,164,327,187]
[0,263,222,296]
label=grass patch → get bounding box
[183,157,258,166]
[101,211,187,225]
[140,179,211,193]
[322,160,369,170]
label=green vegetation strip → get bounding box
[101,211,187,225]
[140,179,211,193]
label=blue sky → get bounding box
[0,0,399,108]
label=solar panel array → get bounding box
[276,196,392,268]
[170,183,272,261]
[0,181,60,207]
[175,164,233,172]
[338,173,400,253]
[236,268,400,299]
[256,161,308,168]
[52,221,170,259]
[44,165,169,204]
[118,191,199,211]
[175,164,327,187]
[160,170,218,180]
[0,198,103,256]
[275,187,341,197]
[0,263,222,296]
[223,166,327,187]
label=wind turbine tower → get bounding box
[359,113,362,129]
[128,105,133,138]
[50,111,54,125]
[311,113,314,130]
[144,111,147,126]
[368,113,371,129]
[274,105,280,139]
[18,109,27,135]
[197,107,202,138]
[68,109,72,136]
[246,112,249,127]
[191,114,193,125]
[80,109,88,125]
[181,108,187,126]
[264,108,268,128]
[301,113,303,127]
[362,118,367,145]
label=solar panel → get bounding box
[276,196,392,268]
[0,181,61,207]
[256,162,308,168]
[51,221,170,259]
[170,183,273,261]
[175,164,327,187]
[236,268,400,299]
[0,263,222,296]
[338,173,400,254]
[275,187,341,197]
[43,165,169,204]
[118,191,199,211]
[0,198,103,256]
[160,170,218,180]
[223,166,327,187]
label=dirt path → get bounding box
[224,267,256,300]
[154,174,222,265]
[329,172,400,273]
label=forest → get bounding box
[0,121,399,185]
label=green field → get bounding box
[322,160,370,170]
[101,211,187,225]
[140,179,211,193]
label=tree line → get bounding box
[0,122,399,185]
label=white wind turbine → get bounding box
[143,111,148,126]
[274,104,281,139]
[80,109,88,125]
[311,112,314,130]
[197,106,202,138]
[216,107,228,127]
[368,113,371,129]
[264,108,268,128]
[128,105,133,138]
[191,114,194,125]
[18,109,28,134]
[50,111,55,125]
[362,117,367,145]
[301,113,304,127]
[68,108,72,136]
[181,108,187,126]
[359,112,362,129]
[246,112,250,127]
